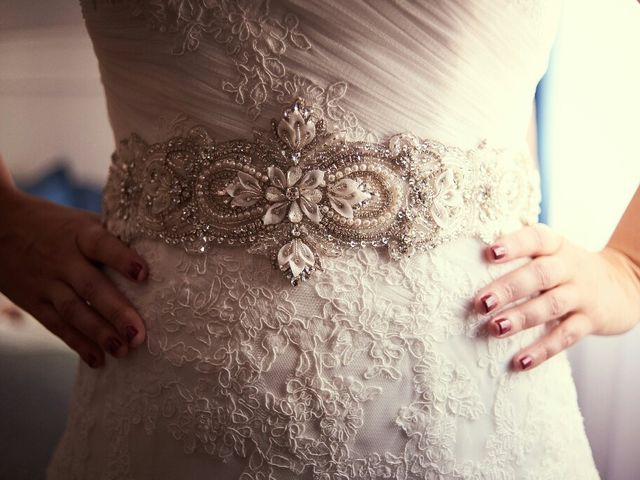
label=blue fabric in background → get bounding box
[535,77,549,226]
[16,162,102,213]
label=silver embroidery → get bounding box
[102,97,541,285]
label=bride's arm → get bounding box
[605,185,640,270]
[0,153,149,368]
[601,185,640,323]
[472,186,640,371]
[472,115,640,370]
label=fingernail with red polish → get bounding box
[126,325,138,343]
[495,317,512,335]
[480,293,498,313]
[520,355,533,370]
[107,337,122,355]
[490,244,507,260]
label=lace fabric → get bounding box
[46,1,601,479]
[47,237,600,479]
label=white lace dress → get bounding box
[47,1,602,479]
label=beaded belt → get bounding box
[102,98,540,285]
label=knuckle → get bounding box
[557,234,566,253]
[548,291,565,317]
[558,323,577,350]
[79,280,98,301]
[85,220,104,237]
[501,281,518,303]
[78,224,99,247]
[541,341,555,362]
[59,298,80,321]
[108,304,137,327]
[549,255,568,282]
[81,225,108,257]
[533,261,552,290]
[516,309,529,330]
[94,230,111,252]
[531,224,547,251]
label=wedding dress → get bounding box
[47,1,602,479]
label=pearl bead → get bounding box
[103,100,536,286]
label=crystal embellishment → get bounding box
[103,98,540,285]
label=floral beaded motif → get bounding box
[103,97,541,285]
[48,237,599,480]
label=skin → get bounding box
[0,155,149,369]
[474,218,640,371]
[474,106,640,371]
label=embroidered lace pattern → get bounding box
[102,98,541,285]
[90,0,375,141]
[47,238,600,480]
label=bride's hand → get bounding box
[0,188,149,369]
[474,223,640,371]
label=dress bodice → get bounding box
[80,0,562,149]
[46,4,603,479]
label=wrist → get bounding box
[0,187,32,231]
[602,245,640,283]
[600,246,640,328]
[0,179,18,200]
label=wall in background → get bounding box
[542,1,640,479]
[0,1,113,186]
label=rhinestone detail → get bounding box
[102,98,540,285]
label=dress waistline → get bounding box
[102,98,540,285]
